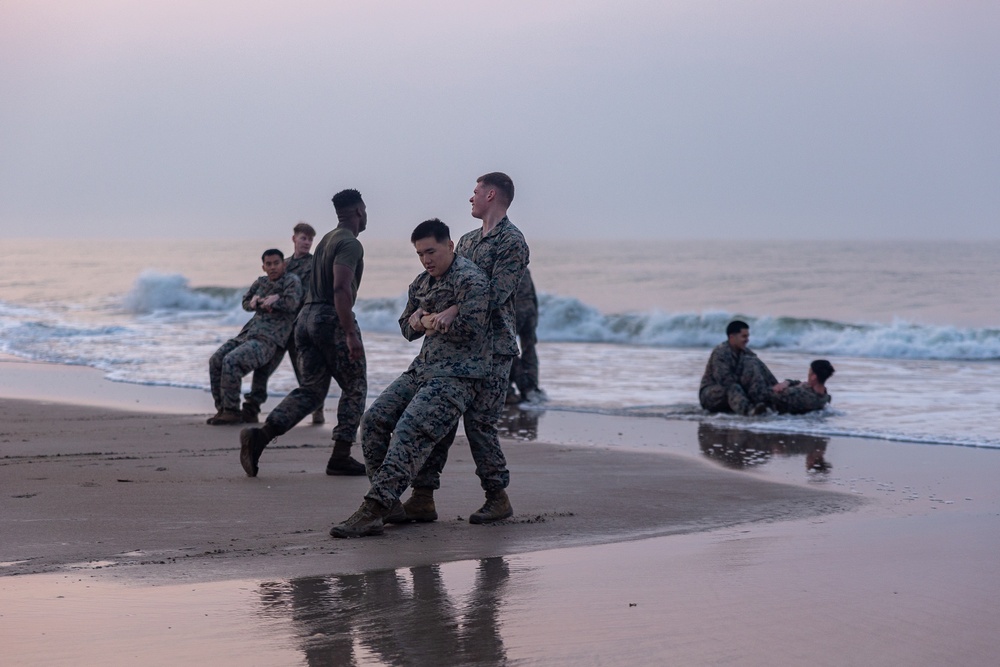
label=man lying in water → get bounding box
[768,359,835,414]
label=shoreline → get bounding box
[3,360,1000,664]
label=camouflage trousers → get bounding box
[209,337,277,412]
[243,334,326,417]
[509,314,539,395]
[770,383,830,414]
[361,370,477,509]
[411,355,513,493]
[700,357,777,415]
[264,304,366,442]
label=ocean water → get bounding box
[1,237,998,449]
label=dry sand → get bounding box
[2,359,999,665]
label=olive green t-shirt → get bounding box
[306,227,364,306]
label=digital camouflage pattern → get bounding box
[455,216,529,357]
[237,273,303,347]
[770,380,832,414]
[510,266,539,395]
[208,272,302,412]
[699,341,774,415]
[361,254,492,506]
[246,253,313,412]
[399,255,492,380]
[210,338,276,411]
[261,225,367,443]
[411,216,529,493]
[362,373,479,508]
[412,355,514,491]
[263,303,367,442]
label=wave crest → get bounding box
[122,272,237,314]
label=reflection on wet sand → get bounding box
[496,404,543,441]
[258,557,511,666]
[698,423,832,472]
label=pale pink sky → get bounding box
[2,0,997,239]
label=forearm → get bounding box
[333,287,355,330]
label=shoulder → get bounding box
[452,256,489,284]
[494,218,527,249]
[457,228,481,247]
[409,270,430,291]
[323,229,363,262]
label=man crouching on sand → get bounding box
[207,249,302,425]
[330,218,492,538]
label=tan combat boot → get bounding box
[469,488,513,524]
[329,498,388,538]
[401,488,438,523]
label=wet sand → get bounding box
[2,359,1000,665]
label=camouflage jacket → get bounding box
[237,273,303,347]
[284,253,313,304]
[770,381,832,414]
[699,341,760,392]
[514,266,538,322]
[399,255,492,380]
[456,216,529,357]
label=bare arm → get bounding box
[333,264,364,361]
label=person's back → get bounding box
[455,218,527,358]
[308,226,364,307]
[239,189,369,478]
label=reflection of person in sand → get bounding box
[697,423,831,472]
[256,557,510,666]
[497,402,542,441]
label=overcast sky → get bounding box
[1,0,997,241]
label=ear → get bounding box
[448,240,455,252]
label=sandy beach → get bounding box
[2,358,999,665]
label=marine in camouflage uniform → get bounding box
[239,190,369,477]
[769,381,832,414]
[509,266,540,400]
[768,360,835,414]
[266,227,365,441]
[244,251,313,418]
[209,262,302,416]
[699,340,772,416]
[411,214,528,495]
[360,252,491,510]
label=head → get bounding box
[726,320,750,351]
[411,218,455,278]
[810,359,835,385]
[291,221,316,256]
[470,172,514,219]
[332,189,367,235]
[261,249,286,281]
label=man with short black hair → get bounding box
[208,249,302,425]
[243,221,326,425]
[401,171,529,525]
[330,219,491,537]
[768,359,835,414]
[239,190,369,477]
[699,320,771,416]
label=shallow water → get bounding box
[2,238,999,448]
